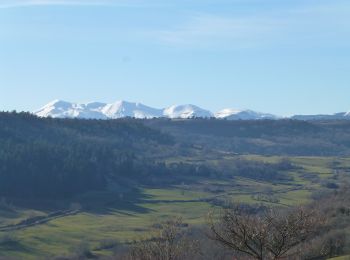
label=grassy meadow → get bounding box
[0,155,349,259]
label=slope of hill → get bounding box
[0,112,174,199]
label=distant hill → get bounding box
[291,112,350,120]
[146,118,350,156]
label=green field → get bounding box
[0,155,349,259]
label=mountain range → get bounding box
[34,100,350,120]
[35,100,215,119]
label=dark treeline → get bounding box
[231,158,295,182]
[146,118,350,156]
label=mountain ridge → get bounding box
[34,100,350,120]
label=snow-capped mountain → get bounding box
[35,100,163,119]
[36,100,350,121]
[34,100,213,119]
[101,101,163,119]
[163,104,213,119]
[35,100,108,119]
[215,108,278,120]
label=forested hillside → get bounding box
[0,112,175,198]
[147,118,350,156]
[1,112,350,200]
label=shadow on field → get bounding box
[3,187,155,218]
[0,239,33,255]
[77,188,154,215]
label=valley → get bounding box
[0,153,348,259]
[1,113,350,259]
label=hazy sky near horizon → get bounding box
[0,0,349,116]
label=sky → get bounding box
[0,0,349,116]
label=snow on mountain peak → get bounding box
[215,108,278,120]
[101,100,163,119]
[36,100,109,119]
[163,104,213,119]
[215,108,242,118]
[34,100,281,120]
[35,100,77,118]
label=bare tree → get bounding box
[208,205,324,260]
[129,217,200,260]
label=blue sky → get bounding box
[0,0,349,116]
